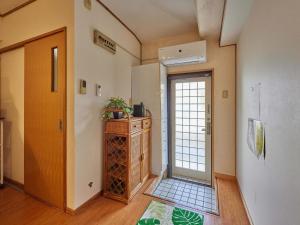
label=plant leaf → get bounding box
[172,207,204,225]
[102,97,132,120]
[147,201,166,220]
[136,218,160,225]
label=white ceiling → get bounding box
[100,0,199,43]
[0,0,30,15]
[0,0,229,44]
[220,0,253,46]
[196,0,224,40]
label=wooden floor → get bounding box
[0,178,250,225]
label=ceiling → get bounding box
[196,0,224,40]
[0,0,30,15]
[100,0,199,43]
[0,0,248,46]
[220,0,253,46]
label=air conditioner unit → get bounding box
[158,40,207,66]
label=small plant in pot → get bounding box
[102,97,132,120]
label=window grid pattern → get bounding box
[175,81,206,172]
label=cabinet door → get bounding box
[130,132,142,192]
[105,134,128,197]
[142,129,151,181]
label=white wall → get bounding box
[132,64,162,175]
[0,48,24,184]
[74,0,140,208]
[237,0,300,224]
[131,63,168,176]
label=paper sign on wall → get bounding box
[247,118,265,159]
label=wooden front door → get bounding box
[24,31,66,209]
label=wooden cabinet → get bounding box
[103,117,151,203]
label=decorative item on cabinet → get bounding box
[103,116,151,204]
[102,97,132,120]
[133,102,145,117]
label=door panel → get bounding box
[171,76,212,184]
[130,132,142,192]
[24,31,66,209]
[142,129,150,180]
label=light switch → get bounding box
[96,84,102,96]
[80,80,87,94]
[222,90,229,99]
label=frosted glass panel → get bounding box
[51,47,58,92]
[174,81,206,172]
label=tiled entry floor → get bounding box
[152,178,219,215]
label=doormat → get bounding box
[137,201,204,225]
[145,178,219,215]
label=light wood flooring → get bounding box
[0,178,250,225]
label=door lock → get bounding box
[206,121,211,135]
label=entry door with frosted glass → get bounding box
[171,76,212,184]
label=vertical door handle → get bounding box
[59,119,64,131]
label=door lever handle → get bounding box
[206,122,211,135]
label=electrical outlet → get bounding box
[88,182,93,188]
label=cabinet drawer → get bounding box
[143,119,151,129]
[131,120,142,133]
[105,121,128,134]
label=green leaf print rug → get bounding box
[137,201,204,225]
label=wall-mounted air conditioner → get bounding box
[158,40,207,66]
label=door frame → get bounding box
[167,70,214,186]
[23,28,67,210]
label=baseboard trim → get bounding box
[65,207,76,215]
[4,176,24,190]
[236,179,255,225]
[66,191,103,215]
[214,172,236,181]
[144,173,163,195]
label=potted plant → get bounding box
[102,97,132,120]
